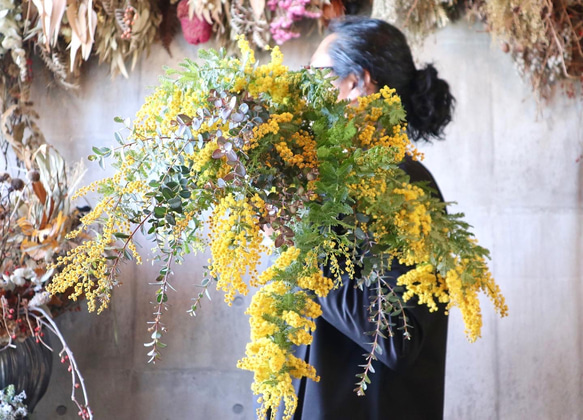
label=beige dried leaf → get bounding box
[133,7,150,33]
[27,0,67,47]
[49,0,67,45]
[115,50,129,78]
[188,0,223,24]
[67,0,97,70]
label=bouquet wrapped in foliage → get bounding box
[0,144,92,418]
[50,38,507,419]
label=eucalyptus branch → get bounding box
[110,134,173,152]
[102,134,191,295]
[380,277,412,341]
[354,273,392,397]
[187,277,213,317]
[145,252,175,363]
[354,271,413,396]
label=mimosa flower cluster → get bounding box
[49,38,507,419]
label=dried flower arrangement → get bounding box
[481,0,583,99]
[1,3,94,416]
[0,142,93,418]
[0,0,360,90]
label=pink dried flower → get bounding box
[177,0,214,45]
[268,0,321,45]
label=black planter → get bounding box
[0,333,53,413]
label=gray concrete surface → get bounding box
[29,21,583,420]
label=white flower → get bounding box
[9,268,35,286]
[0,385,28,419]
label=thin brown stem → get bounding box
[31,307,92,420]
[405,0,420,26]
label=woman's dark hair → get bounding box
[327,17,455,142]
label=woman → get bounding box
[283,17,455,420]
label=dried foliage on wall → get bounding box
[0,0,368,164]
[1,0,581,126]
[373,0,583,99]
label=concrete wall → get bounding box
[31,21,583,420]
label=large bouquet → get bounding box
[50,38,507,419]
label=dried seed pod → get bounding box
[10,178,25,191]
[28,170,41,182]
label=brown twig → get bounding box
[30,307,92,420]
[405,0,421,26]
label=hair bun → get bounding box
[327,17,455,141]
[414,65,438,95]
[405,64,455,141]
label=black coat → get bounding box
[272,157,448,420]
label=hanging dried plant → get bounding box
[268,0,322,44]
[378,0,583,99]
[0,82,45,169]
[37,46,79,89]
[157,0,179,54]
[178,0,214,44]
[26,0,98,71]
[372,0,462,43]
[321,0,345,23]
[0,0,28,81]
[186,0,226,33]
[230,0,270,48]
[0,0,44,170]
[93,0,162,78]
[483,0,583,98]
[30,0,68,47]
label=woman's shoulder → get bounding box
[399,155,444,202]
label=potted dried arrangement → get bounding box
[0,144,92,418]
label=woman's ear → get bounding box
[344,74,361,102]
[344,70,376,103]
[360,70,377,95]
